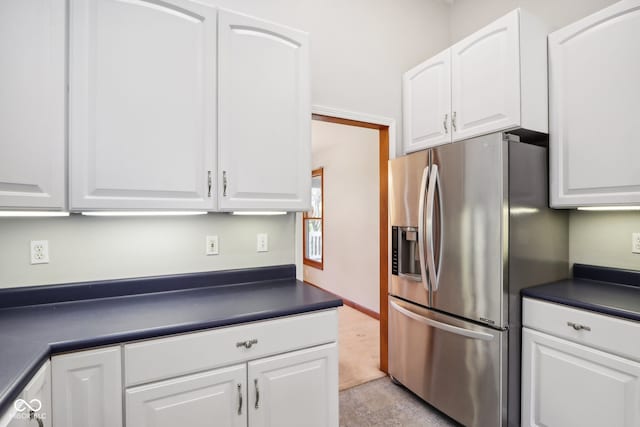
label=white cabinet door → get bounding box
[403,49,451,153]
[549,0,640,207]
[0,361,50,427]
[218,10,311,211]
[248,343,338,427]
[52,346,122,427]
[0,0,65,210]
[522,328,640,427]
[69,0,217,211]
[127,364,247,427]
[451,10,521,141]
[22,361,51,427]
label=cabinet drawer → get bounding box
[523,298,640,362]
[124,309,337,386]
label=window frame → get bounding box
[303,167,324,270]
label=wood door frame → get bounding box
[306,106,395,373]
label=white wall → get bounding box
[449,0,620,42]
[449,0,640,273]
[0,0,451,289]
[0,214,294,287]
[303,120,380,313]
[570,211,640,271]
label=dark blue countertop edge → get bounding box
[0,264,295,309]
[0,266,343,415]
[573,263,640,287]
[521,264,640,322]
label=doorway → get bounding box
[303,113,390,375]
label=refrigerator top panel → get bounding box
[389,150,429,227]
[429,133,508,328]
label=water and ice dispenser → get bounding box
[391,226,422,281]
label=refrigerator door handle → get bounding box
[426,165,443,291]
[390,300,494,341]
[417,166,430,292]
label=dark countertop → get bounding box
[0,265,342,415]
[522,264,640,322]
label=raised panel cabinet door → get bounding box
[69,0,217,211]
[450,9,520,141]
[52,346,122,427]
[248,343,338,427]
[0,0,65,209]
[402,49,451,153]
[521,328,640,427]
[549,0,640,207]
[22,361,51,427]
[126,364,247,427]
[218,10,311,211]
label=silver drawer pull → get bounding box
[567,321,591,331]
[236,339,258,349]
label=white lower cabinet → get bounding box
[125,342,337,427]
[126,364,247,427]
[51,346,122,427]
[4,311,337,427]
[124,311,338,427]
[522,298,640,427]
[248,343,338,427]
[0,361,51,427]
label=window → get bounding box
[304,168,323,269]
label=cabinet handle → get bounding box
[223,171,228,197]
[567,321,591,331]
[452,111,457,131]
[236,338,258,349]
[443,113,448,133]
[254,378,260,409]
[207,171,212,197]
[237,383,243,415]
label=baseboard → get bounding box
[303,280,380,320]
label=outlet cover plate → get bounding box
[632,233,640,254]
[206,235,219,255]
[257,233,268,252]
[30,240,50,264]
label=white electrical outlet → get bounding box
[206,235,219,255]
[30,240,50,264]
[257,233,268,252]
[632,233,640,254]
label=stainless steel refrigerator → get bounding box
[388,132,568,427]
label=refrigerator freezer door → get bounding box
[389,297,506,427]
[430,133,508,327]
[389,150,430,307]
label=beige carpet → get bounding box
[339,305,386,391]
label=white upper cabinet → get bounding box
[218,10,311,211]
[403,49,451,153]
[451,9,548,141]
[0,0,65,210]
[69,0,217,211]
[549,0,640,207]
[403,9,548,153]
